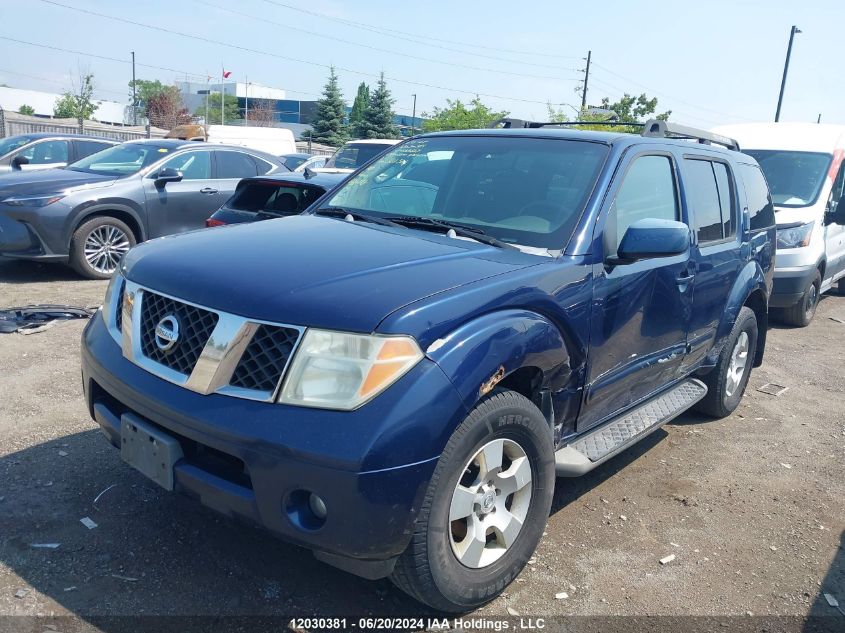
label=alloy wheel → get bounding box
[449,438,533,569]
[725,331,749,398]
[84,225,131,275]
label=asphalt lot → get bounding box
[1,254,844,630]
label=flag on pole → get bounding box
[222,70,232,79]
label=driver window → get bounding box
[831,160,845,206]
[160,150,211,180]
[19,140,68,165]
[605,155,679,257]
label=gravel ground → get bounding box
[1,255,843,631]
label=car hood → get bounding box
[0,169,115,198]
[122,215,540,332]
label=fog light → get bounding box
[309,493,327,520]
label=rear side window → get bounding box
[605,155,679,256]
[228,182,322,215]
[217,151,258,178]
[253,156,276,175]
[738,163,776,230]
[76,140,112,159]
[684,158,736,243]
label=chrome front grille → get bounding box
[139,291,219,376]
[229,324,300,393]
[114,280,304,402]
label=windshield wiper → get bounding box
[313,207,402,228]
[383,216,515,250]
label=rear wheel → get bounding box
[69,216,136,280]
[779,270,821,327]
[390,389,555,612]
[695,306,758,418]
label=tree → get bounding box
[146,89,192,130]
[53,73,99,120]
[358,72,398,139]
[422,98,508,132]
[348,82,369,137]
[194,92,240,125]
[546,93,671,133]
[310,67,348,146]
[17,104,35,115]
[247,99,276,127]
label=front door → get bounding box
[824,152,845,284]
[580,151,694,431]
[143,149,219,237]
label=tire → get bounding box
[779,270,821,327]
[695,306,758,418]
[69,216,136,280]
[390,389,555,612]
[838,277,845,296]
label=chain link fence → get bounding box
[0,108,168,141]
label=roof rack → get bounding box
[641,119,740,151]
[488,117,741,152]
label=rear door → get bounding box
[580,149,694,430]
[142,148,218,237]
[681,156,742,369]
[213,149,260,205]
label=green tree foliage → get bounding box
[349,82,370,137]
[422,98,509,132]
[53,74,99,120]
[130,79,191,128]
[194,92,241,125]
[547,93,671,133]
[358,72,398,139]
[17,104,35,115]
[310,67,349,146]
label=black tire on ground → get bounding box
[779,270,821,327]
[390,389,555,612]
[69,216,136,280]
[695,306,758,418]
[838,276,845,296]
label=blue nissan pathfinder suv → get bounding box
[81,119,775,612]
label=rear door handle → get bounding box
[200,187,218,194]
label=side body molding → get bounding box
[425,309,571,410]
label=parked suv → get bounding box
[0,133,116,173]
[713,123,845,326]
[0,139,285,278]
[81,120,774,611]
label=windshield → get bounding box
[281,155,307,170]
[325,143,392,169]
[0,136,34,158]
[743,150,831,208]
[322,136,609,250]
[67,143,172,177]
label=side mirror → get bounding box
[610,218,690,265]
[154,167,183,187]
[11,155,30,169]
[826,194,845,225]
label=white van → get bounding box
[713,123,845,326]
[166,124,296,156]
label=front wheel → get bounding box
[69,216,136,280]
[695,306,758,418]
[390,389,555,612]
[778,270,821,327]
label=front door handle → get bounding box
[200,187,218,194]
[676,273,695,285]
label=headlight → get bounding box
[1,194,65,207]
[101,270,124,330]
[279,329,423,410]
[776,221,814,249]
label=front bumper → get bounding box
[770,264,818,308]
[0,211,59,259]
[81,313,468,577]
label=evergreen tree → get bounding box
[358,72,398,139]
[349,82,370,137]
[310,67,349,146]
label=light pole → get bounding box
[775,25,801,122]
[411,93,417,135]
[131,51,137,125]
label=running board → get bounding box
[555,378,707,477]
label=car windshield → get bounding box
[322,136,609,250]
[0,136,34,158]
[325,143,391,169]
[743,150,832,207]
[282,155,308,170]
[66,143,172,177]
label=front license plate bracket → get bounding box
[120,414,184,491]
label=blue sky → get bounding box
[1,0,842,128]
